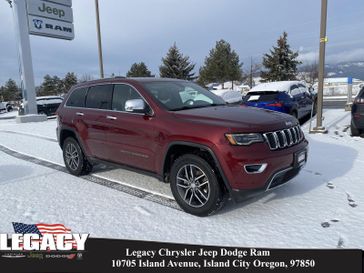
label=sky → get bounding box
[0,0,364,85]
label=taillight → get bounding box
[267,102,283,107]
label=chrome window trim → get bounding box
[64,82,155,117]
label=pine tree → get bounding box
[159,43,196,80]
[198,39,243,87]
[38,75,61,96]
[126,62,152,77]
[62,72,78,93]
[261,32,301,82]
[1,79,21,101]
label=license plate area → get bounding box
[294,149,307,168]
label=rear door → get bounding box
[290,85,305,118]
[83,84,113,160]
[353,89,364,127]
[299,84,313,114]
[105,84,157,172]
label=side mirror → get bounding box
[125,99,146,113]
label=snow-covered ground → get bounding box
[0,109,363,249]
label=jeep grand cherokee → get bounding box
[56,78,308,216]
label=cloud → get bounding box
[326,48,364,64]
[298,51,318,64]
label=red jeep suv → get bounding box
[56,78,308,216]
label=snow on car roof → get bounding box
[211,89,242,103]
[36,96,63,100]
[36,96,63,105]
[250,81,305,92]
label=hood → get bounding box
[172,105,298,132]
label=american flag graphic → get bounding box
[12,222,77,249]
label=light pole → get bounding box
[95,0,104,78]
[311,0,328,133]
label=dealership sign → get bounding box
[28,15,74,40]
[26,0,74,40]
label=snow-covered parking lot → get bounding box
[0,109,363,249]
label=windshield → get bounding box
[142,81,226,111]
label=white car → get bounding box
[0,102,6,112]
[211,89,242,104]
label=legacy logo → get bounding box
[0,222,88,251]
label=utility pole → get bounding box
[250,56,253,88]
[311,0,328,133]
[95,0,104,78]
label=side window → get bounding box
[360,88,364,99]
[112,84,143,111]
[66,88,87,107]
[290,85,301,96]
[85,85,113,109]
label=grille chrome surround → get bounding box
[263,126,304,150]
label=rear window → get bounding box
[66,88,87,107]
[85,85,113,109]
[244,92,279,102]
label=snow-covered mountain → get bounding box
[325,61,364,80]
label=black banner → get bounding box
[0,238,362,272]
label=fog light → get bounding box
[244,163,267,174]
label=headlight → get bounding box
[225,133,264,146]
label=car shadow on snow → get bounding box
[219,137,358,215]
[0,165,34,185]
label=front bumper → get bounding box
[215,138,308,201]
[230,161,306,202]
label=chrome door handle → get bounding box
[76,112,84,116]
[106,115,117,120]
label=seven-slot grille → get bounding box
[263,126,303,150]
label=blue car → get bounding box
[243,81,316,119]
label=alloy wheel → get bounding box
[65,143,80,171]
[176,164,210,208]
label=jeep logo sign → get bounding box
[26,0,74,40]
[27,0,73,23]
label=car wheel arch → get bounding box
[59,127,88,156]
[161,141,232,196]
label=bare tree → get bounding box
[79,74,95,82]
[299,62,319,85]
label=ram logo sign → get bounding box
[32,19,43,29]
[28,15,74,40]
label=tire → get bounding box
[170,154,224,217]
[63,137,93,176]
[351,122,360,137]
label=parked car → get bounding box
[211,89,242,104]
[37,96,63,116]
[0,102,5,112]
[351,87,364,136]
[19,96,63,116]
[243,81,316,119]
[56,78,308,216]
[5,102,14,112]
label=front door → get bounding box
[105,84,158,172]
